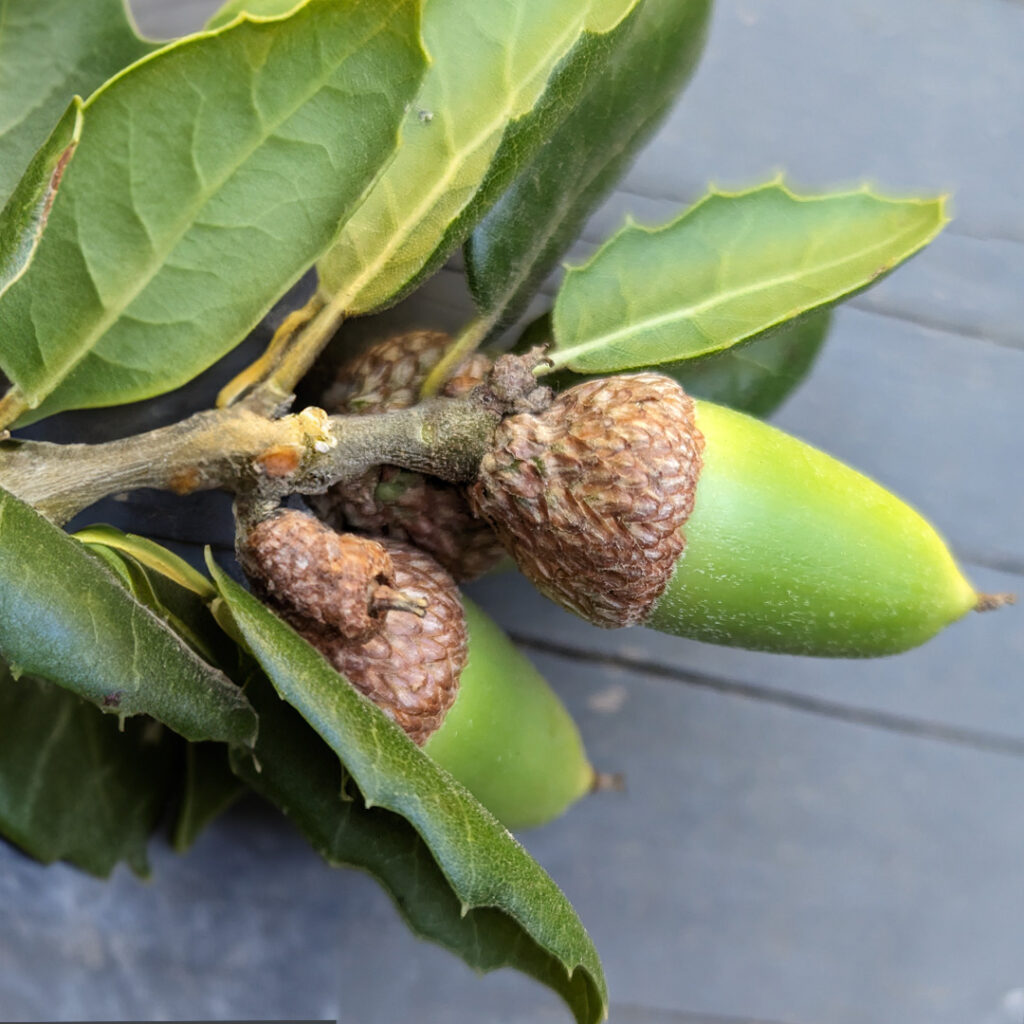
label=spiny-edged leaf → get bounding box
[547,182,948,374]
[0,0,425,427]
[173,742,247,853]
[0,488,256,745]
[466,0,711,331]
[669,307,832,417]
[0,100,82,300]
[0,662,177,877]
[73,535,251,852]
[233,671,604,1024]
[0,0,152,203]
[209,562,607,1024]
[316,0,641,315]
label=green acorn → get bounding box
[252,526,594,826]
[471,373,985,657]
[425,597,594,829]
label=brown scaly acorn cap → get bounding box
[296,540,468,745]
[309,331,505,582]
[241,509,423,645]
[470,372,705,628]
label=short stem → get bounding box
[420,314,497,398]
[217,293,327,409]
[266,287,349,398]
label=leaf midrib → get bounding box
[27,9,391,405]
[332,9,592,309]
[551,214,936,367]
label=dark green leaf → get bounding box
[72,532,250,851]
[233,669,607,1024]
[547,182,948,374]
[209,561,607,1024]
[466,0,711,330]
[0,100,82,300]
[667,308,832,417]
[0,0,152,203]
[0,0,425,427]
[173,742,247,853]
[315,0,642,315]
[77,533,240,672]
[0,661,177,877]
[0,487,256,744]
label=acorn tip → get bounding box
[974,592,1016,612]
[591,770,626,794]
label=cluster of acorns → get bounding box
[242,331,984,828]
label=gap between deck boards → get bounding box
[512,633,1024,763]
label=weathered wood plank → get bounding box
[467,560,1023,744]
[318,650,1024,1024]
[0,802,347,1019]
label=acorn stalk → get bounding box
[312,330,503,582]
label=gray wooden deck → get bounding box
[3,1,1023,1022]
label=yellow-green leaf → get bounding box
[316,0,641,315]
[548,182,948,374]
[669,308,831,417]
[0,100,82,301]
[466,0,712,330]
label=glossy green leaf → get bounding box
[0,100,82,300]
[0,0,152,203]
[466,0,711,330]
[173,742,247,853]
[0,0,425,426]
[548,182,948,374]
[316,0,641,315]
[0,488,256,744]
[0,662,176,877]
[668,308,832,417]
[209,561,607,1024]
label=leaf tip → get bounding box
[203,545,222,581]
[936,192,954,227]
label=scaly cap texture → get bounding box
[300,540,468,745]
[241,509,402,644]
[311,331,504,581]
[470,373,705,627]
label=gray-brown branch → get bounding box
[0,397,501,526]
